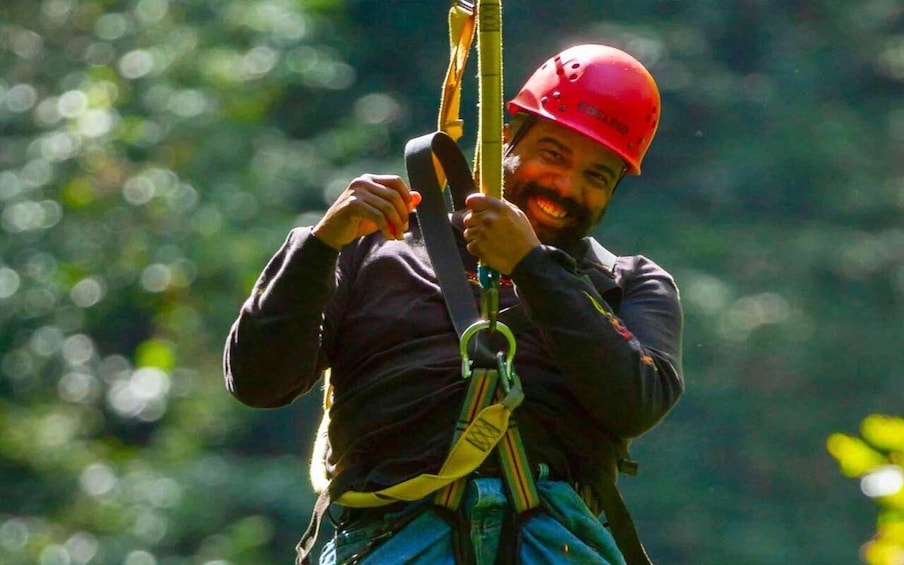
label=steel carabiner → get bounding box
[459,319,515,379]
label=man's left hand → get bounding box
[463,193,541,275]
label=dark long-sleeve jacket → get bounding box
[224,214,683,496]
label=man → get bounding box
[224,44,683,564]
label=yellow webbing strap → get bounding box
[433,2,476,192]
[334,383,514,508]
[438,2,476,141]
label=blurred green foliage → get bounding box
[829,415,904,565]
[0,0,902,563]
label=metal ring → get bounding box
[459,320,516,379]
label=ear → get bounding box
[503,123,513,144]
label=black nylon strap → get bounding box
[436,505,477,565]
[405,132,476,338]
[405,131,495,366]
[596,479,653,565]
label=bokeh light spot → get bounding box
[5,84,38,113]
[30,325,65,357]
[861,466,904,498]
[119,49,155,79]
[58,371,100,404]
[169,89,208,118]
[38,412,77,448]
[136,339,176,370]
[0,171,23,200]
[58,89,89,118]
[133,511,168,545]
[79,462,118,497]
[77,109,115,138]
[140,264,172,292]
[21,159,55,189]
[243,46,278,79]
[10,28,44,60]
[41,131,81,162]
[41,0,76,21]
[94,13,131,41]
[63,532,99,564]
[2,200,63,233]
[354,93,402,125]
[34,97,63,127]
[62,334,96,366]
[0,518,30,551]
[136,0,169,24]
[0,267,21,299]
[123,175,156,205]
[124,550,157,565]
[131,367,171,400]
[70,277,106,308]
[39,544,69,565]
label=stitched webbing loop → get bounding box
[334,389,517,508]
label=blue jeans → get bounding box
[319,478,626,564]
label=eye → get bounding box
[585,171,612,189]
[542,148,563,161]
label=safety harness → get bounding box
[295,2,652,563]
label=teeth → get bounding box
[536,196,567,219]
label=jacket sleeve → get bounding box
[223,227,339,408]
[510,245,684,438]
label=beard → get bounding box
[504,179,605,252]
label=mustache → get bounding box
[518,182,590,223]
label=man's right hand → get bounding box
[312,174,422,250]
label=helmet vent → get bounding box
[568,62,581,82]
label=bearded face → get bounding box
[503,176,606,251]
[499,117,624,253]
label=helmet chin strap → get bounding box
[503,113,537,159]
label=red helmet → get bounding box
[508,44,661,175]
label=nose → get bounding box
[549,171,582,200]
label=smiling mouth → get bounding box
[533,195,569,221]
